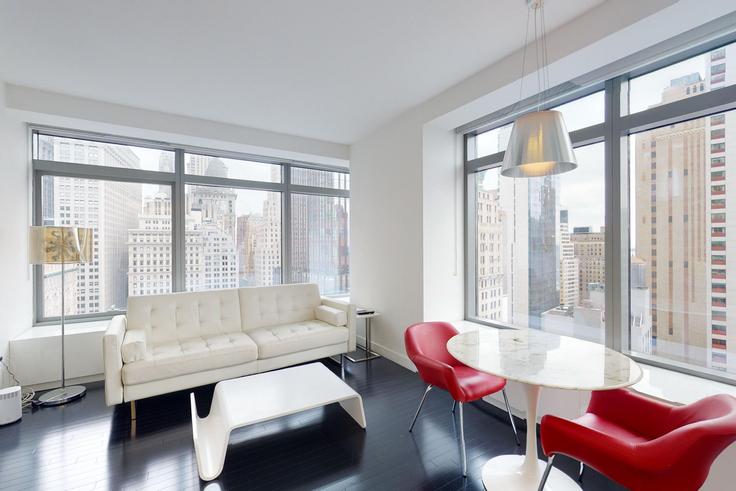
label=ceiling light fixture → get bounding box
[500,0,577,178]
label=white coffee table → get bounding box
[190,363,367,481]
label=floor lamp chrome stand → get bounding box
[29,226,94,406]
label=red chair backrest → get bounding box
[404,321,460,367]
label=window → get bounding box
[290,194,350,294]
[292,167,350,190]
[32,129,349,323]
[629,41,736,114]
[465,37,736,383]
[630,109,736,378]
[34,134,173,172]
[469,101,606,342]
[184,153,281,182]
[185,186,282,290]
[40,176,172,317]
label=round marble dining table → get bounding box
[447,327,642,491]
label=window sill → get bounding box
[16,320,110,341]
[454,320,736,406]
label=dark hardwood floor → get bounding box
[0,357,626,490]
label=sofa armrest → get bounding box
[121,329,148,363]
[321,297,357,351]
[103,315,126,406]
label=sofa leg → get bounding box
[340,354,346,379]
[130,400,137,421]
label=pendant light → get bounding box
[500,0,577,178]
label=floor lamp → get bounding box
[29,226,94,406]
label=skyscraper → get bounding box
[559,210,579,308]
[43,138,141,315]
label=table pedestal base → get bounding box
[481,455,580,491]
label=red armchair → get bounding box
[405,322,519,477]
[539,388,736,491]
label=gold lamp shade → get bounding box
[29,226,94,265]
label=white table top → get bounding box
[447,327,642,391]
[209,363,361,426]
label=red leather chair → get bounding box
[405,321,519,476]
[538,388,736,491]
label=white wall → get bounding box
[0,85,33,387]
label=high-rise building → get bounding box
[128,193,173,296]
[634,72,711,367]
[526,175,560,328]
[290,169,349,294]
[705,44,734,372]
[476,184,506,321]
[571,227,606,302]
[559,210,579,308]
[43,138,141,316]
[236,214,263,286]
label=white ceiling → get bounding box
[0,0,605,144]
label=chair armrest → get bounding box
[540,414,642,471]
[410,353,463,397]
[103,315,126,406]
[588,389,674,438]
[321,297,357,351]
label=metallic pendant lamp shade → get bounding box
[500,110,576,178]
[501,0,577,178]
[28,226,94,406]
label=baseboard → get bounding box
[28,373,104,391]
[356,335,416,372]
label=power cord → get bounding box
[0,356,35,409]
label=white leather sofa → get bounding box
[103,283,356,409]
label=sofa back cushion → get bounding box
[239,283,321,330]
[127,289,242,344]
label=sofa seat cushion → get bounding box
[122,332,258,385]
[248,320,349,359]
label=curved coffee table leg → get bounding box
[481,383,580,490]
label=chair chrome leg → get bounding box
[578,461,585,482]
[459,402,467,477]
[340,354,345,380]
[130,400,137,421]
[452,400,457,413]
[538,455,556,491]
[501,388,520,445]
[409,385,432,432]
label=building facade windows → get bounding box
[32,130,350,322]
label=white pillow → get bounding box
[314,305,347,327]
[121,329,148,363]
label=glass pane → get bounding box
[629,42,736,114]
[290,194,350,295]
[629,108,735,377]
[469,123,513,160]
[291,167,349,190]
[40,176,171,317]
[184,153,281,182]
[474,142,605,343]
[553,91,605,132]
[467,91,604,160]
[185,185,281,290]
[35,134,173,172]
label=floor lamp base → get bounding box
[37,385,87,406]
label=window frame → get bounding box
[31,126,349,325]
[462,32,736,385]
